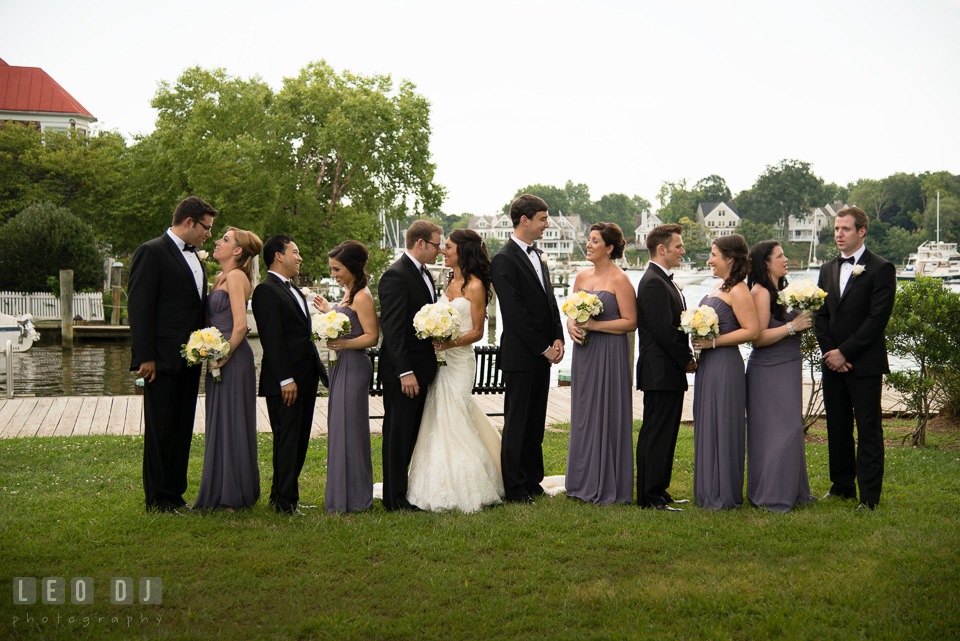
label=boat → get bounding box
[896,192,960,282]
[0,313,40,352]
[672,262,714,285]
[896,241,960,282]
[807,227,823,270]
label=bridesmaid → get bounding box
[194,227,263,511]
[313,240,378,514]
[690,234,759,510]
[745,240,817,512]
[566,223,637,505]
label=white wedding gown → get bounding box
[406,295,505,513]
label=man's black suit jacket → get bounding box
[636,265,691,392]
[251,273,323,396]
[815,248,897,377]
[490,240,563,372]
[129,233,207,375]
[377,254,438,385]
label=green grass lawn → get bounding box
[2,422,959,640]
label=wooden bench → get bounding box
[365,345,505,418]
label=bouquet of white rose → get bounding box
[311,311,352,366]
[778,279,828,312]
[562,290,604,345]
[413,301,462,366]
[181,327,231,382]
[679,304,720,357]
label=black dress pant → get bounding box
[265,377,318,513]
[501,369,550,501]
[636,390,685,507]
[381,380,427,511]
[823,371,884,504]
[142,369,200,511]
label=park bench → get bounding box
[365,345,505,418]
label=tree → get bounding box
[694,174,732,203]
[877,225,922,264]
[656,179,699,224]
[0,124,129,231]
[502,180,598,221]
[735,219,778,249]
[738,159,825,229]
[596,193,649,234]
[0,202,104,292]
[886,278,960,446]
[677,216,711,258]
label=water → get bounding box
[2,271,954,397]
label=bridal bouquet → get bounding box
[679,305,720,357]
[181,327,231,382]
[413,301,462,366]
[562,290,604,345]
[778,279,828,312]
[311,311,352,366]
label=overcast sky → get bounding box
[4,0,959,216]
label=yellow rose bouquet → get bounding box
[778,279,828,313]
[413,301,462,366]
[562,290,604,345]
[679,305,720,357]
[180,327,231,382]
[311,311,352,366]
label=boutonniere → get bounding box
[300,286,312,298]
[852,265,865,277]
[539,252,548,265]
[196,250,209,262]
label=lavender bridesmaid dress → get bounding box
[194,290,260,509]
[693,296,745,510]
[324,304,374,514]
[566,290,634,505]
[746,309,816,512]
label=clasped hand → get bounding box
[543,339,564,364]
[822,349,852,373]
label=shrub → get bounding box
[0,201,104,292]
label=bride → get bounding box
[406,229,505,513]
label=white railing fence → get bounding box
[0,292,105,321]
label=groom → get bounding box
[252,235,326,516]
[377,220,443,511]
[129,196,217,514]
[490,194,564,504]
[635,223,696,511]
[815,206,896,511]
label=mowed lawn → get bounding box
[1,420,959,640]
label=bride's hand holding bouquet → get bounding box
[413,301,462,366]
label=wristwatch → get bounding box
[787,322,795,336]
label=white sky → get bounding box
[4,0,959,216]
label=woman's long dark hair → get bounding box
[713,234,751,293]
[747,240,787,322]
[448,229,493,303]
[327,240,369,306]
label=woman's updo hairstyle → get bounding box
[327,240,369,306]
[590,222,626,260]
[712,234,751,293]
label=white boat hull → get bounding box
[0,314,39,352]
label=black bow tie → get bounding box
[183,244,198,254]
[667,273,674,281]
[420,265,428,275]
[527,244,541,255]
[837,255,856,265]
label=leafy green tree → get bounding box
[656,179,699,224]
[920,193,960,242]
[596,193,649,233]
[502,180,598,220]
[886,277,960,446]
[677,216,711,258]
[737,159,825,229]
[735,219,778,249]
[694,174,732,203]
[0,125,129,230]
[0,202,104,292]
[876,225,922,264]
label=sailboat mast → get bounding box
[937,190,941,244]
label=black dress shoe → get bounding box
[822,492,856,501]
[652,504,683,512]
[855,503,876,512]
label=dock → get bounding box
[0,384,910,440]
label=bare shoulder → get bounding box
[751,283,771,304]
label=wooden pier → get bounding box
[0,385,909,440]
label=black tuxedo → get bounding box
[490,239,563,501]
[634,263,693,507]
[815,248,896,505]
[377,254,439,510]
[251,272,325,513]
[128,232,207,512]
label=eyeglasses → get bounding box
[424,239,442,250]
[193,218,213,232]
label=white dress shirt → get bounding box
[510,236,546,291]
[268,269,307,388]
[404,251,436,303]
[649,260,686,309]
[166,229,204,297]
[838,244,867,296]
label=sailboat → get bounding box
[808,230,822,270]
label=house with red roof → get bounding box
[0,57,97,134]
